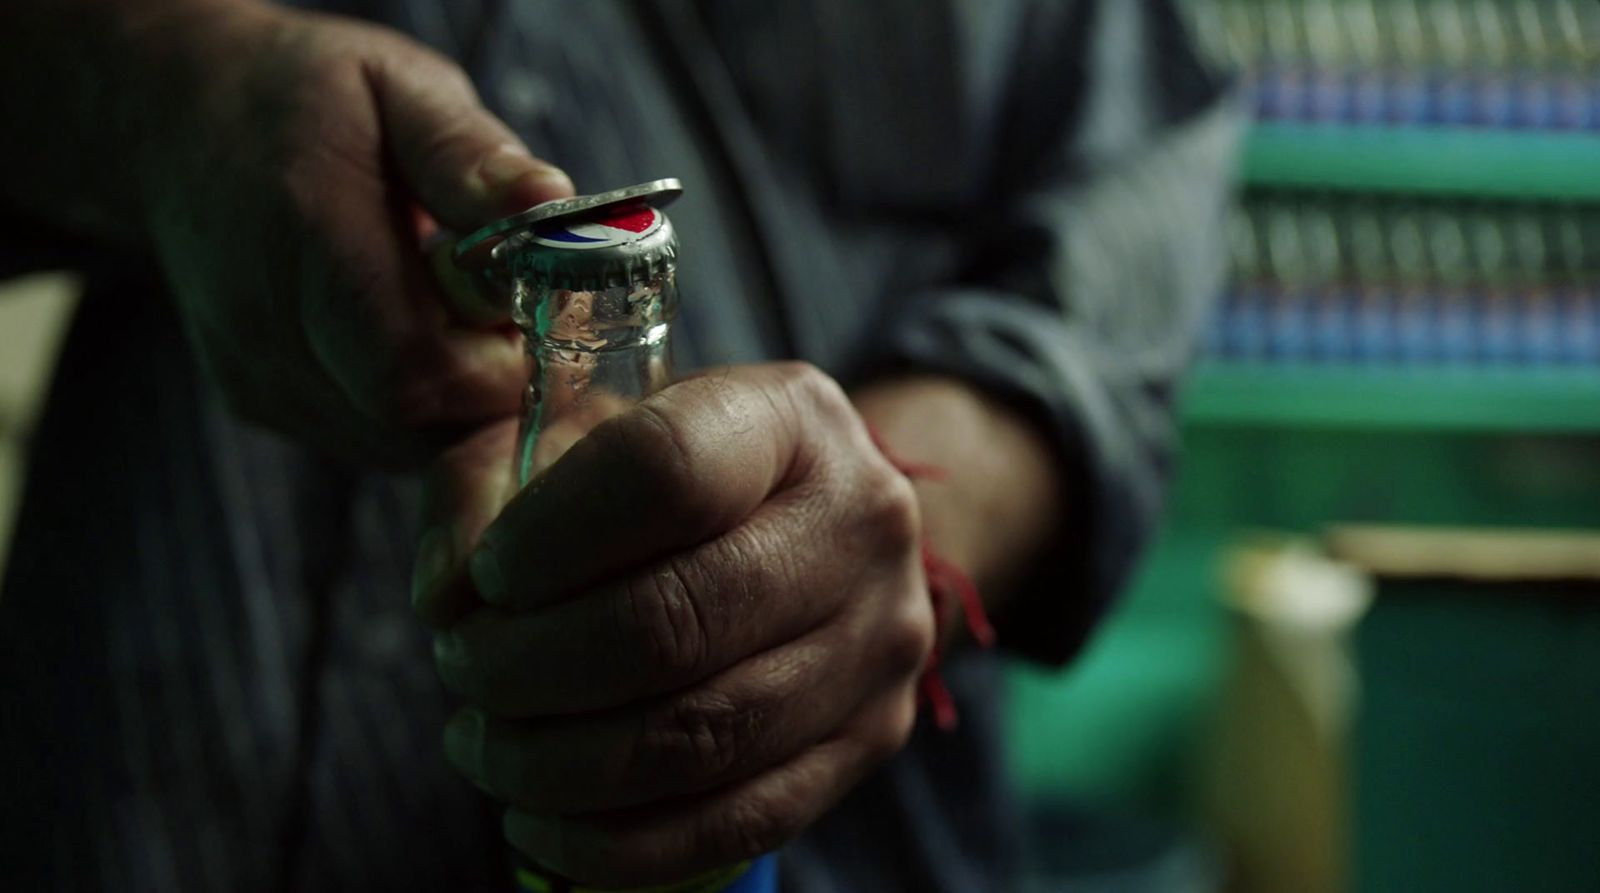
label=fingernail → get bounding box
[411,525,455,613]
[469,546,507,607]
[443,709,485,774]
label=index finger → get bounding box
[468,364,818,612]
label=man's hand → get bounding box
[418,363,936,887]
[132,1,572,464]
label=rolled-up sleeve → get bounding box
[881,1,1242,664]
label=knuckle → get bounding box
[622,562,711,682]
[777,362,850,414]
[411,52,480,103]
[881,594,937,681]
[859,467,922,554]
[774,360,832,393]
[709,521,782,609]
[640,689,751,783]
[289,54,363,110]
[364,36,481,106]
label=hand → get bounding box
[138,1,573,465]
[417,363,936,887]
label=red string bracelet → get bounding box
[867,425,996,730]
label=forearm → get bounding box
[852,375,1064,642]
[0,0,256,243]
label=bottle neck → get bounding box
[514,275,677,351]
[513,277,678,485]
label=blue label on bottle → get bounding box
[721,855,778,893]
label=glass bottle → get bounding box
[455,181,779,893]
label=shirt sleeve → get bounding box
[877,0,1243,665]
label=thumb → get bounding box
[412,392,628,626]
[373,55,575,234]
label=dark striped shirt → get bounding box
[0,2,1237,890]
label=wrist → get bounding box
[853,375,1063,621]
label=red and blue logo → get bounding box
[532,204,662,250]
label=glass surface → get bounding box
[513,277,676,484]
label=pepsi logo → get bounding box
[531,204,663,249]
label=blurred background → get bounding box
[0,273,75,584]
[1,1,1598,891]
[1008,1,1600,891]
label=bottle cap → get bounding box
[455,178,683,293]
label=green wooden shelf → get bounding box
[1181,363,1600,432]
[1242,124,1600,202]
